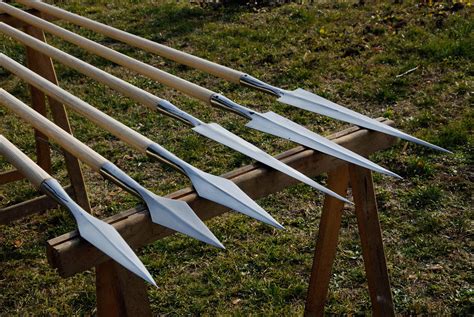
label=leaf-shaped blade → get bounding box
[99,162,223,249]
[142,192,225,249]
[279,88,451,153]
[76,211,157,286]
[246,111,401,184]
[193,122,353,201]
[41,178,156,286]
[185,167,284,229]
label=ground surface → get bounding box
[0,0,472,315]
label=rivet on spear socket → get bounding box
[0,89,224,250]
[0,135,156,286]
[19,0,451,154]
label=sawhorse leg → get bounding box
[349,164,394,316]
[304,164,394,316]
[23,24,90,212]
[1,25,92,223]
[96,260,152,317]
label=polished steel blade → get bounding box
[100,162,224,249]
[209,93,398,190]
[245,111,402,181]
[278,88,451,153]
[146,143,283,229]
[75,212,157,285]
[193,122,351,200]
[143,191,225,249]
[41,178,157,286]
[186,167,284,229]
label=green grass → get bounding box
[0,0,473,315]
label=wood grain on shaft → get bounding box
[0,89,107,171]
[18,0,245,84]
[47,118,397,277]
[0,135,50,188]
[0,3,215,103]
[0,22,160,110]
[0,54,154,153]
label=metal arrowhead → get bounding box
[75,211,157,286]
[146,143,284,229]
[245,110,402,181]
[192,122,353,203]
[278,88,452,153]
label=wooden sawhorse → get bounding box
[2,7,395,316]
[304,163,394,316]
[47,119,396,316]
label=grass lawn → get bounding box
[0,0,472,315]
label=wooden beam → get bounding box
[304,164,350,316]
[0,169,24,185]
[349,164,395,316]
[0,185,74,224]
[96,261,152,317]
[22,25,92,213]
[24,26,53,174]
[47,119,397,277]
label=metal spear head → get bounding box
[245,111,402,180]
[146,144,284,229]
[210,94,400,185]
[41,178,157,286]
[278,88,451,153]
[156,100,349,203]
[100,162,224,249]
[189,167,284,229]
[192,122,352,203]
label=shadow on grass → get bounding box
[113,3,248,42]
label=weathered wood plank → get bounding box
[0,169,24,185]
[47,118,397,277]
[24,26,53,174]
[96,260,152,317]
